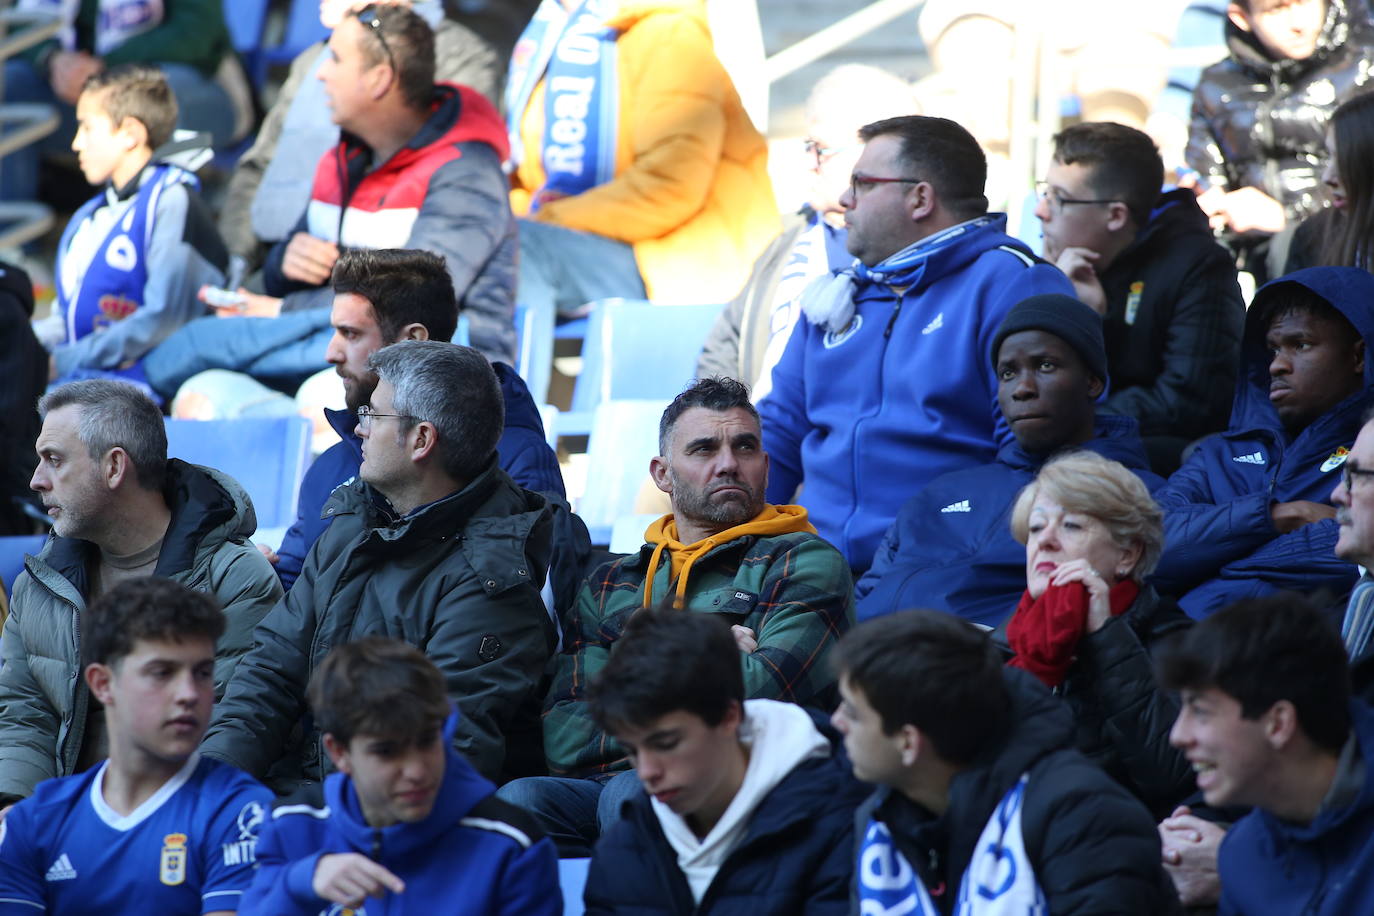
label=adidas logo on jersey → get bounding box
[45,853,77,882]
[1232,452,1265,465]
[941,500,972,513]
[922,313,945,335]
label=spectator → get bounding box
[506,0,779,321]
[997,451,1193,817]
[219,0,539,271]
[1160,593,1374,915]
[857,294,1164,627]
[1153,267,1372,617]
[0,261,48,535]
[1038,121,1245,473]
[32,65,227,392]
[3,0,250,202]
[697,64,917,395]
[0,578,272,915]
[502,378,854,856]
[243,637,559,916]
[832,610,1176,913]
[203,342,555,788]
[582,610,866,915]
[1187,0,1374,281]
[1333,410,1374,665]
[1288,89,1374,272]
[758,115,1074,575]
[0,380,282,805]
[144,4,517,401]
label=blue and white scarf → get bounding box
[753,215,846,398]
[19,0,162,55]
[504,0,619,208]
[801,215,998,335]
[858,775,1047,916]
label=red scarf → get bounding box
[1007,579,1141,688]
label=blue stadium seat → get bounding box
[560,300,724,436]
[261,0,331,74]
[558,857,590,916]
[0,535,47,594]
[577,400,670,545]
[163,416,312,532]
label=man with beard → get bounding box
[498,377,854,856]
[269,248,563,590]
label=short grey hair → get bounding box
[1009,450,1164,580]
[367,341,503,483]
[38,380,167,491]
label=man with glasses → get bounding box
[1333,413,1374,667]
[203,341,556,792]
[756,114,1073,576]
[1037,122,1245,474]
[1152,266,1374,618]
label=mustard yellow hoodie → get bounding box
[640,504,816,608]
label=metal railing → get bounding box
[0,4,61,250]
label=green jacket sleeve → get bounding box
[0,575,64,800]
[205,539,284,701]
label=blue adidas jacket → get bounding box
[1218,701,1374,916]
[274,361,565,589]
[856,415,1164,628]
[757,215,1074,575]
[240,714,560,916]
[1152,269,1374,618]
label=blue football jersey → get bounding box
[0,754,272,915]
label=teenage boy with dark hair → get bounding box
[583,610,864,916]
[0,577,271,915]
[1160,593,1374,915]
[37,64,227,390]
[1153,266,1374,617]
[831,610,1174,914]
[242,637,559,915]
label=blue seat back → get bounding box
[558,857,590,916]
[0,535,47,594]
[577,400,670,545]
[164,416,312,531]
[263,0,331,68]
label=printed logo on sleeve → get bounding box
[45,853,77,882]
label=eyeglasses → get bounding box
[1035,181,1120,212]
[356,6,396,74]
[804,137,856,169]
[1342,461,1374,493]
[356,404,416,431]
[849,173,925,197]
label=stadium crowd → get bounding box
[0,0,1373,914]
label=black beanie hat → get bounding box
[990,293,1108,384]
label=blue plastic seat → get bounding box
[560,300,724,437]
[261,0,331,75]
[163,416,313,532]
[558,857,590,916]
[577,400,670,545]
[0,535,47,594]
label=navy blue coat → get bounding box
[1152,268,1374,618]
[274,361,565,589]
[856,415,1164,628]
[1219,701,1374,916]
[583,722,867,916]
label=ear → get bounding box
[398,323,430,342]
[1105,201,1132,233]
[896,723,922,767]
[719,699,744,737]
[650,454,672,495]
[1086,374,1106,400]
[366,60,394,101]
[103,448,131,491]
[409,421,439,463]
[1226,2,1253,33]
[116,115,148,151]
[85,662,114,707]
[1263,699,1300,751]
[1352,338,1366,377]
[322,733,353,775]
[1116,538,1145,579]
[909,181,938,223]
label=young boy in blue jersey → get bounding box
[33,64,226,391]
[0,577,271,915]
[241,637,559,915]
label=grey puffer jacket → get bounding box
[1186,0,1374,223]
[201,460,555,790]
[0,460,282,802]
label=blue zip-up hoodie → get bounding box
[240,713,560,916]
[757,215,1074,574]
[1152,268,1374,618]
[856,415,1165,628]
[1218,700,1374,916]
[274,361,565,589]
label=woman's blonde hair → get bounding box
[1010,451,1164,579]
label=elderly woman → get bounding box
[998,450,1194,819]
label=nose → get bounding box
[173,670,200,705]
[1269,349,1292,378]
[1333,474,1350,506]
[714,447,741,477]
[838,183,856,211]
[1323,158,1340,191]
[1169,712,1190,750]
[30,462,47,493]
[634,751,663,786]
[1011,369,1037,401]
[1034,519,1061,551]
[1033,193,1051,222]
[324,331,345,365]
[829,707,846,734]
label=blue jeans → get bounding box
[496,769,642,857]
[143,308,334,400]
[1,60,235,202]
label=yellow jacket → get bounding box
[511,0,780,304]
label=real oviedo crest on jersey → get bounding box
[160,833,188,886]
